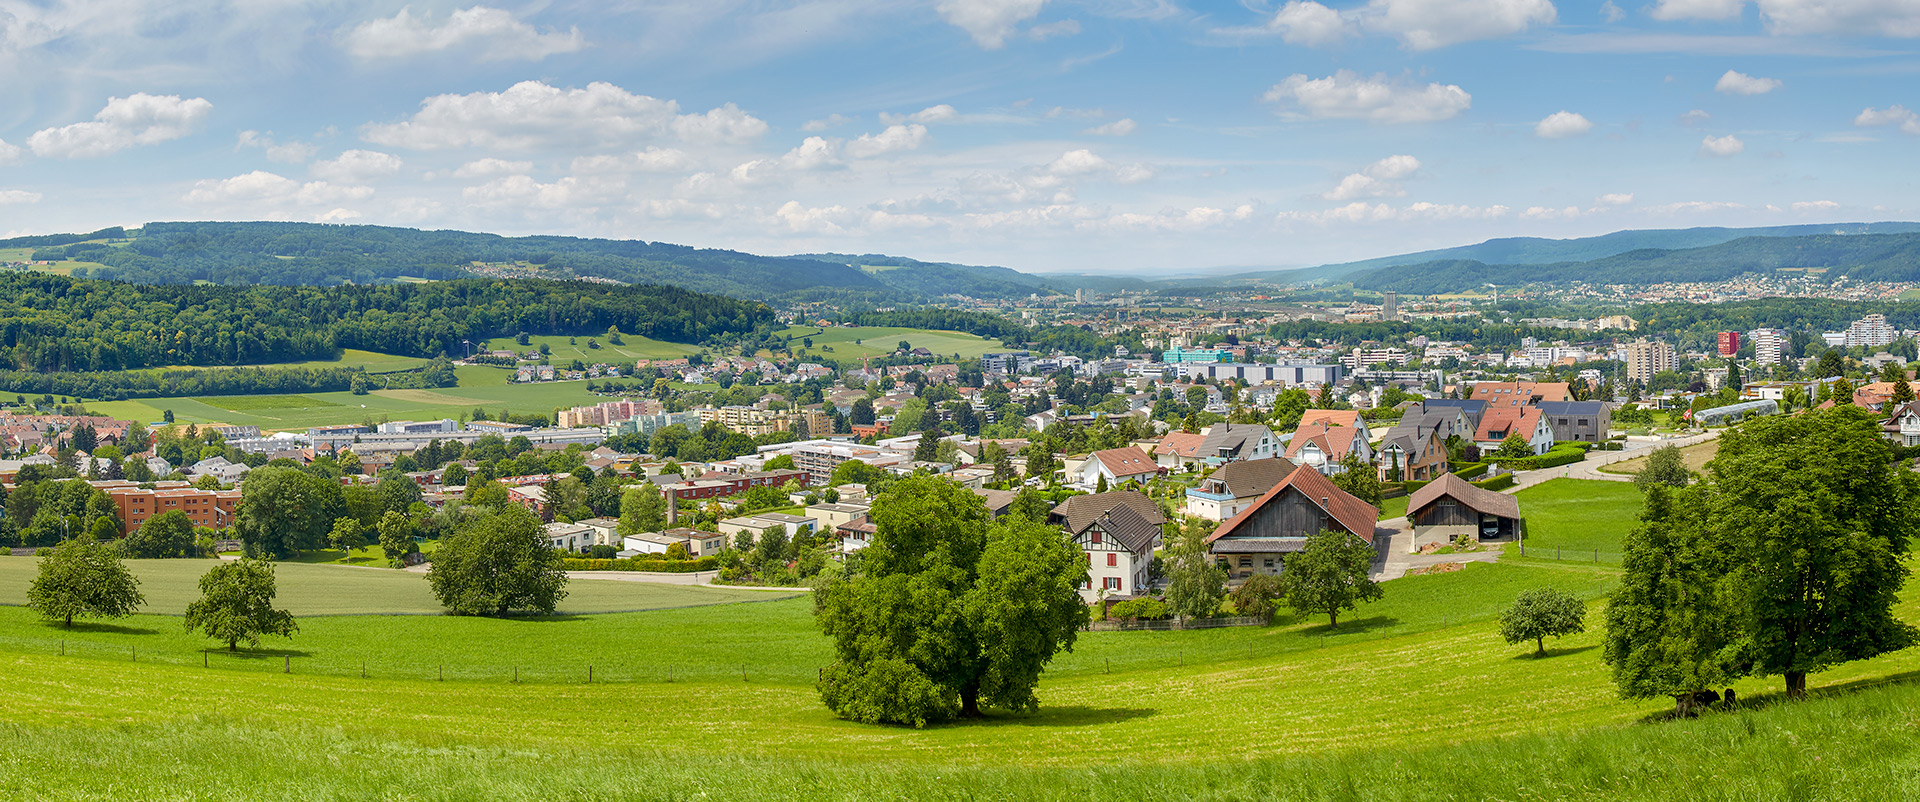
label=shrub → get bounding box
[1475,474,1516,491]
[1107,598,1171,621]
[559,556,721,572]
[1451,461,1489,480]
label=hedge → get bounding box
[559,556,721,572]
[1474,474,1516,491]
[1451,461,1489,480]
[1491,446,1587,472]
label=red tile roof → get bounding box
[1092,446,1158,478]
[1206,464,1378,545]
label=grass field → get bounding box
[778,325,1010,362]
[507,333,703,363]
[6,551,1920,797]
[1380,493,1410,520]
[86,374,616,430]
[1516,479,1645,558]
[1600,439,1720,475]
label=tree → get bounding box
[1603,485,1742,715]
[812,475,1088,726]
[1229,574,1284,623]
[27,538,145,628]
[1163,518,1226,621]
[377,510,416,564]
[442,463,469,487]
[1278,529,1383,629]
[849,398,875,426]
[185,559,297,651]
[1330,454,1382,506]
[765,453,797,471]
[1493,432,1533,460]
[1500,587,1587,656]
[1894,375,1915,406]
[429,505,569,616]
[618,484,667,535]
[233,466,345,558]
[1814,349,1847,379]
[122,509,197,558]
[1633,445,1690,490]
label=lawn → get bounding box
[1380,493,1410,520]
[1600,439,1720,475]
[777,325,1011,362]
[6,553,1920,797]
[1515,478,1646,559]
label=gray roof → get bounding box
[1408,473,1521,520]
[1051,490,1166,535]
[1208,538,1307,554]
[1091,502,1161,554]
[1536,401,1608,415]
[1202,458,1298,499]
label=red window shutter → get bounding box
[1107,553,1117,567]
[1092,531,1102,544]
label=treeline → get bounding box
[0,227,127,250]
[1353,233,1920,293]
[836,308,1141,359]
[1264,319,1619,349]
[0,273,773,372]
[0,364,452,401]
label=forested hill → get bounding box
[0,273,774,373]
[1349,232,1920,294]
[19,222,886,301]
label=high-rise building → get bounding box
[1382,291,1398,320]
[1751,329,1784,365]
[1845,314,1897,348]
[1716,331,1740,358]
[1623,340,1676,384]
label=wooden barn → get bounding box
[1406,473,1523,552]
[1205,465,1379,585]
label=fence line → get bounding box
[1516,542,1625,565]
[1088,616,1264,632]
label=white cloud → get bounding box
[342,6,583,62]
[1048,149,1111,176]
[1264,71,1471,123]
[1699,134,1746,156]
[1792,200,1839,212]
[1083,118,1138,136]
[309,149,402,182]
[0,189,42,205]
[1362,0,1557,50]
[1647,200,1747,214]
[774,200,861,234]
[452,158,533,178]
[0,139,19,165]
[1601,0,1626,21]
[1649,0,1747,20]
[28,93,213,159]
[731,137,844,184]
[1679,109,1713,127]
[184,171,374,207]
[802,114,853,132]
[236,131,318,164]
[634,147,695,172]
[1534,110,1594,138]
[1595,192,1635,206]
[1855,105,1920,135]
[1522,205,1585,220]
[1280,201,1510,224]
[1103,205,1257,232]
[880,105,961,126]
[1026,19,1081,41]
[364,81,767,150]
[937,0,1047,48]
[1324,154,1421,201]
[846,124,929,158]
[1267,1,1357,46]
[1715,70,1783,95]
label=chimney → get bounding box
[666,486,678,525]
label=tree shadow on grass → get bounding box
[962,706,1158,729]
[45,621,160,636]
[1630,670,1920,725]
[210,646,315,660]
[1293,615,1401,636]
[489,613,590,623]
[1507,644,1599,661]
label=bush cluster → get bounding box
[558,556,721,573]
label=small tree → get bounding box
[329,517,366,558]
[1163,518,1226,621]
[1500,587,1587,656]
[28,538,145,628]
[1493,433,1533,460]
[1633,445,1690,490]
[429,505,569,616]
[1330,453,1382,506]
[184,559,296,651]
[123,509,197,558]
[618,484,667,536]
[1278,529,1383,629]
[377,510,416,565]
[1229,573,1284,623]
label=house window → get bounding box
[1091,531,1103,544]
[1578,419,1589,426]
[1104,577,1122,591]
[1106,553,1117,567]
[1238,557,1252,567]
[1263,558,1276,568]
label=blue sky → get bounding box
[0,0,1917,274]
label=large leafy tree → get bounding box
[1278,529,1382,629]
[1163,518,1226,621]
[1633,445,1690,490]
[233,466,345,558]
[617,483,667,536]
[429,505,569,616]
[184,558,296,651]
[28,538,145,627]
[813,475,1087,726]
[1712,406,1918,697]
[1603,485,1743,714]
[376,510,417,564]
[122,509,197,558]
[1499,587,1587,656]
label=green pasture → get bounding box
[494,333,703,363]
[1515,478,1645,557]
[776,325,1010,362]
[85,374,619,431]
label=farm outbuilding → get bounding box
[1406,473,1523,552]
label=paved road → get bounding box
[1501,430,1722,493]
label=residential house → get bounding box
[1151,423,1279,471]
[578,517,622,547]
[1474,407,1554,455]
[1884,401,1920,447]
[1071,446,1160,490]
[1374,426,1448,484]
[1049,490,1167,601]
[1205,466,1378,584]
[1468,382,1572,408]
[1184,457,1298,522]
[1534,401,1613,444]
[1296,409,1372,442]
[1284,422,1372,474]
[540,522,593,552]
[834,516,877,553]
[1406,473,1523,551]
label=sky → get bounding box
[0,0,1917,275]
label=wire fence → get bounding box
[1087,616,1265,632]
[1515,542,1626,565]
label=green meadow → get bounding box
[1515,478,1645,559]
[777,325,1011,362]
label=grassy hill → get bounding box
[4,549,1920,797]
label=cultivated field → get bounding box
[1599,439,1720,475]
[778,325,1011,362]
[87,370,616,430]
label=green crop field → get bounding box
[1600,439,1721,475]
[501,333,704,363]
[778,325,1010,362]
[1516,479,1646,557]
[85,371,621,431]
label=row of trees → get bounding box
[28,539,295,650]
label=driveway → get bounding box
[1501,430,1721,493]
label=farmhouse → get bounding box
[1050,490,1166,602]
[1405,473,1523,551]
[1205,466,1378,584]
[1183,457,1297,522]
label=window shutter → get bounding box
[1107,553,1116,567]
